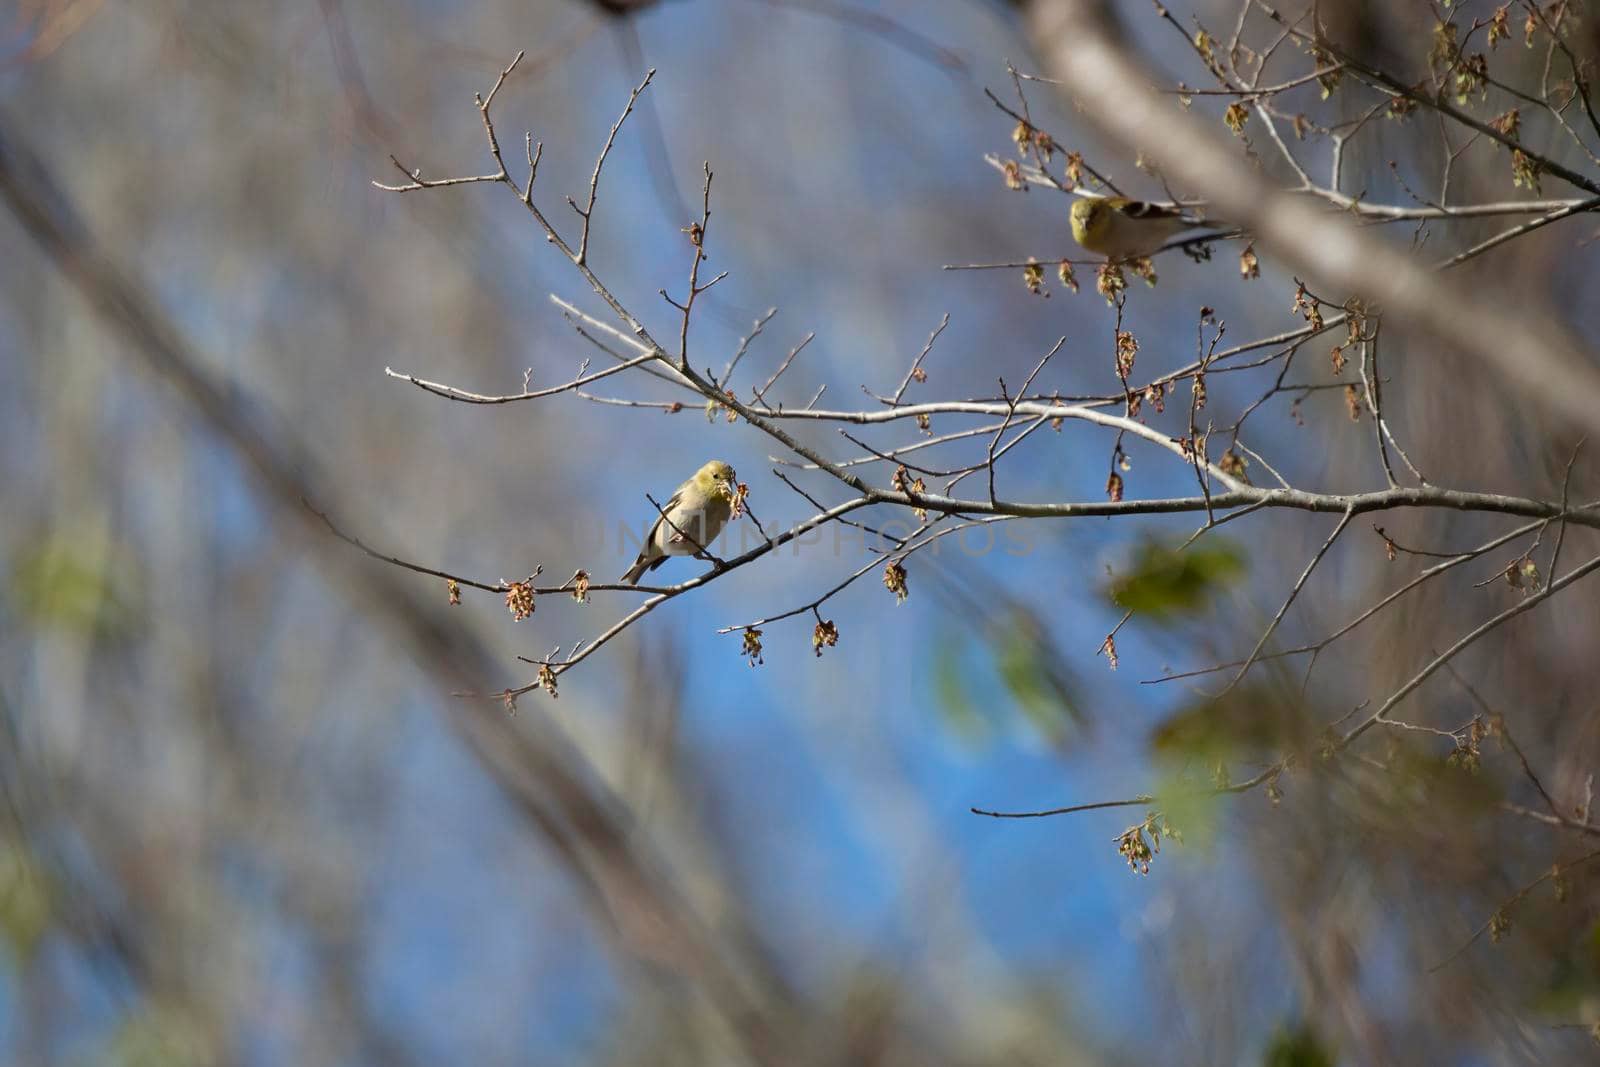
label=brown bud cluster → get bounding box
[741,627,765,667]
[892,465,927,522]
[1511,149,1542,193]
[1064,151,1084,188]
[1292,282,1324,330]
[1504,555,1540,593]
[1099,633,1119,670]
[505,581,536,621]
[1387,95,1418,120]
[1219,448,1248,482]
[883,560,909,603]
[1057,258,1079,294]
[1193,28,1219,73]
[1308,40,1341,98]
[812,618,839,657]
[538,663,558,699]
[1096,262,1126,305]
[1488,5,1510,48]
[1001,159,1024,191]
[1023,261,1046,296]
[1115,330,1139,379]
[1224,101,1250,136]
[570,570,591,604]
[1453,53,1488,104]
[705,389,741,424]
[1117,823,1154,875]
[1116,813,1177,876]
[1013,121,1056,160]
[1447,718,1484,773]
[447,579,462,606]
[1429,21,1459,75]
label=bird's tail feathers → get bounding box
[621,552,668,586]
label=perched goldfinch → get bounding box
[621,460,739,584]
[1070,196,1204,260]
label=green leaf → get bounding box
[994,610,1081,742]
[10,538,139,636]
[109,1003,213,1067]
[1150,690,1313,763]
[932,635,990,745]
[1264,1024,1336,1067]
[0,842,54,966]
[1105,539,1244,620]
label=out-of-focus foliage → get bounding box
[0,843,53,967]
[1263,1024,1335,1067]
[1105,539,1243,620]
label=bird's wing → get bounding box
[1121,200,1190,221]
[651,486,689,544]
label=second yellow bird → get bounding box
[1070,196,1204,260]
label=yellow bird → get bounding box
[1070,196,1205,260]
[621,460,739,585]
